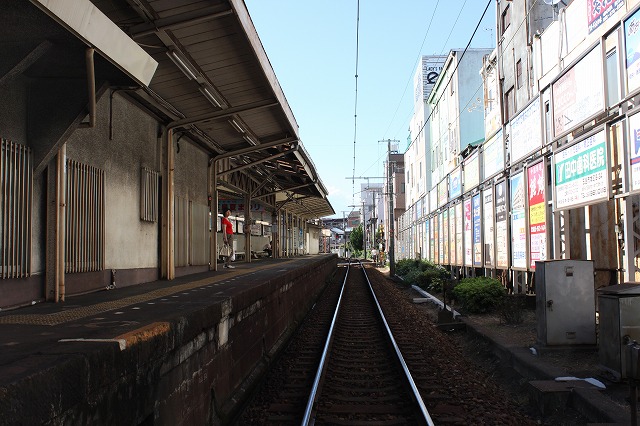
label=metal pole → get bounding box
[388,140,396,276]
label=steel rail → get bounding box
[301,258,350,425]
[360,260,435,426]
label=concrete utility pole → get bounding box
[379,138,399,277]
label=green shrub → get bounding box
[452,277,506,314]
[415,266,449,291]
[396,259,419,276]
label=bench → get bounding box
[234,251,246,261]
[253,251,269,258]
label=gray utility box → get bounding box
[535,260,596,346]
[597,283,640,380]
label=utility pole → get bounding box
[379,138,399,276]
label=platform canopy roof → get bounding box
[39,0,334,218]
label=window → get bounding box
[501,6,511,35]
[606,49,620,107]
[504,86,515,122]
[516,60,523,89]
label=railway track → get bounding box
[236,261,537,425]
[302,260,432,424]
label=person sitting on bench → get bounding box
[263,241,272,257]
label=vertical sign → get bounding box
[528,161,547,269]
[628,113,640,191]
[438,211,444,264]
[495,181,509,268]
[510,172,527,269]
[483,188,494,267]
[449,205,456,265]
[425,219,430,261]
[429,216,435,262]
[443,209,449,264]
[472,193,482,267]
[464,198,473,266]
[449,166,462,199]
[433,215,439,263]
[455,203,464,266]
[625,8,640,94]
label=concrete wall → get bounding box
[0,255,337,425]
[65,94,160,271]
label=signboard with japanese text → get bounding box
[629,112,640,191]
[434,215,439,263]
[443,209,449,264]
[472,193,482,267]
[438,178,448,207]
[429,188,437,213]
[425,219,430,261]
[438,212,444,264]
[429,216,435,262]
[463,152,480,193]
[626,7,640,94]
[483,188,494,267]
[527,161,547,269]
[588,0,624,34]
[554,129,608,210]
[510,97,542,165]
[450,166,462,200]
[464,198,473,266]
[455,203,464,266]
[510,172,527,270]
[495,180,509,269]
[552,47,604,138]
[449,205,456,265]
[483,128,504,180]
[219,200,265,213]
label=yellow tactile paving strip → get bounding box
[0,261,293,326]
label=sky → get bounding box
[244,1,496,219]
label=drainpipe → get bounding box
[79,47,96,128]
[56,144,66,302]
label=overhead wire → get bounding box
[352,0,361,208]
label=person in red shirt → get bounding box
[221,210,235,268]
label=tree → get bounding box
[350,224,363,251]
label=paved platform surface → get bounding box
[0,256,318,387]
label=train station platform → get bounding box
[0,255,337,425]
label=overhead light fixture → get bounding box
[243,135,258,146]
[166,50,198,81]
[199,86,223,108]
[229,118,246,134]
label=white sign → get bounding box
[455,203,464,266]
[554,130,608,210]
[483,189,494,267]
[552,47,604,138]
[628,113,640,192]
[510,172,527,270]
[483,128,504,180]
[464,152,480,193]
[510,97,542,164]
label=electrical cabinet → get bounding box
[598,284,640,380]
[535,260,596,346]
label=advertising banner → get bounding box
[527,161,547,269]
[438,178,448,207]
[449,206,456,265]
[464,152,480,193]
[510,97,542,165]
[628,112,640,191]
[425,219,430,261]
[443,209,449,264]
[483,188,494,267]
[626,7,640,94]
[450,166,462,200]
[429,188,437,213]
[588,0,624,34]
[438,212,444,264]
[483,128,504,180]
[472,193,482,267]
[554,129,608,210]
[429,216,435,262]
[495,181,509,268]
[434,215,439,263]
[552,47,603,138]
[455,203,464,266]
[510,172,527,270]
[464,198,473,266]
